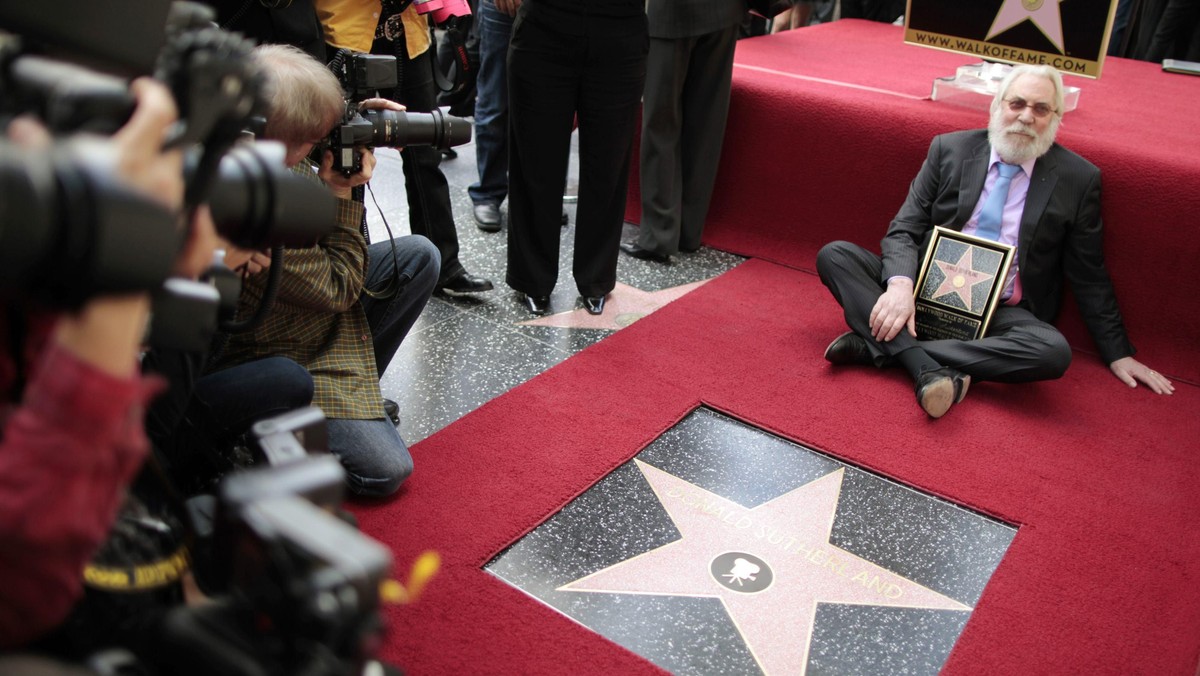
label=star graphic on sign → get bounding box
[987,0,1066,54]
[559,462,971,676]
[519,280,710,331]
[932,248,995,312]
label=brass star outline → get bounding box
[559,461,971,675]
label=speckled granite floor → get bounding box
[364,133,744,444]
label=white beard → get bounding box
[988,110,1058,165]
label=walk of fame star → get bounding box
[987,0,1066,53]
[931,248,995,312]
[519,280,710,330]
[559,461,971,676]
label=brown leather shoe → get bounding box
[823,332,873,366]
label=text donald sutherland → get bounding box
[666,485,908,601]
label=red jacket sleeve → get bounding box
[0,342,157,648]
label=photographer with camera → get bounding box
[315,0,495,297]
[0,77,220,649]
[207,44,440,498]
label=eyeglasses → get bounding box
[1004,97,1057,118]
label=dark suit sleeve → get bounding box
[1062,169,1136,364]
[880,135,943,284]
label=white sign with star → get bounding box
[987,0,1066,54]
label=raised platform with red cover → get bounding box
[626,20,1200,384]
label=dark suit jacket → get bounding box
[646,0,747,39]
[880,129,1135,364]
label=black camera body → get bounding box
[325,50,472,176]
[0,2,336,317]
[158,410,394,676]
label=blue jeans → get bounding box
[361,235,440,377]
[468,0,514,207]
[193,357,315,436]
[326,418,413,497]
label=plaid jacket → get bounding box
[211,165,384,420]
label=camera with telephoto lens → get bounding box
[0,2,336,312]
[325,50,472,176]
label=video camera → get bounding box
[0,1,336,309]
[325,50,472,176]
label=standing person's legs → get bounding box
[572,18,647,298]
[678,24,738,253]
[469,0,514,213]
[375,39,477,288]
[637,35,689,257]
[505,7,579,299]
[326,418,413,497]
[359,235,441,376]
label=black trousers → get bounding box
[638,24,739,257]
[816,240,1073,383]
[504,4,648,298]
[369,38,467,283]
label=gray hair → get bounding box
[991,64,1065,118]
[253,44,346,145]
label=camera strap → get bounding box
[431,17,473,97]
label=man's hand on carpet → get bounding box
[869,278,917,342]
[1110,356,1174,395]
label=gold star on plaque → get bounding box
[559,461,971,675]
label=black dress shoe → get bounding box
[582,295,605,315]
[440,271,494,295]
[914,367,971,418]
[561,210,569,227]
[383,398,401,427]
[473,203,502,232]
[824,331,874,366]
[522,293,551,315]
[619,241,670,263]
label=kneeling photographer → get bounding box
[206,43,441,499]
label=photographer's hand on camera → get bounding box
[222,245,273,276]
[0,77,219,649]
[318,145,376,199]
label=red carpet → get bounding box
[353,259,1200,675]
[625,21,1200,385]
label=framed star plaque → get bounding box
[913,226,1014,341]
[903,0,1119,78]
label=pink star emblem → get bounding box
[987,0,1066,54]
[560,462,971,675]
[931,248,995,312]
[520,280,710,330]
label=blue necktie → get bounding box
[975,162,1021,241]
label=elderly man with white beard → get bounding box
[815,64,1173,418]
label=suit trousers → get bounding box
[505,6,648,298]
[817,240,1073,383]
[638,24,738,256]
